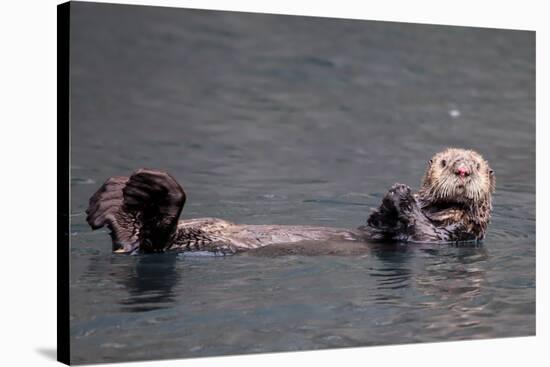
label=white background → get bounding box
[0,0,547,366]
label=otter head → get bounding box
[419,148,495,207]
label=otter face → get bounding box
[421,148,495,204]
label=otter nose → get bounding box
[455,166,470,177]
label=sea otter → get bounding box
[86,148,495,254]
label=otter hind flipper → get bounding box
[86,169,186,253]
[86,175,138,252]
[123,169,186,252]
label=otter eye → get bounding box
[440,159,447,168]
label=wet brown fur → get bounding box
[87,148,495,254]
[418,148,495,239]
[363,148,495,242]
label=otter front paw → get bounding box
[366,183,415,231]
[384,183,415,213]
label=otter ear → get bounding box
[489,168,496,192]
[428,159,433,166]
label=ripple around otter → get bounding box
[68,4,534,364]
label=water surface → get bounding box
[69,2,535,364]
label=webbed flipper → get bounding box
[86,169,186,253]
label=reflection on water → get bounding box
[118,255,181,313]
[367,245,488,309]
[68,2,534,365]
[81,253,182,313]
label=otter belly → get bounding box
[229,224,361,249]
[168,218,362,253]
[241,240,372,257]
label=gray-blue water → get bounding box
[68,2,535,364]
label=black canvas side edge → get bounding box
[57,1,71,365]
